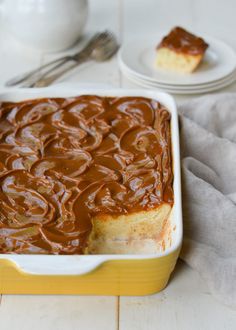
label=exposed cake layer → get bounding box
[0,95,173,254]
[87,203,172,254]
[156,47,203,73]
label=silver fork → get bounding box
[5,32,105,87]
[5,31,119,88]
[33,36,119,87]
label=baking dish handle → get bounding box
[0,255,108,275]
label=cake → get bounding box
[0,95,173,255]
[156,27,209,73]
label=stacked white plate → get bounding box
[118,34,236,94]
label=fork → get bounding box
[6,31,119,88]
[32,33,119,88]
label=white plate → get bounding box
[118,34,236,86]
[124,71,236,94]
[120,60,236,90]
[122,64,236,92]
[125,73,236,94]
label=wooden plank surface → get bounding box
[0,296,118,330]
[119,261,236,330]
[0,1,236,329]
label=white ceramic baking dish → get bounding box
[0,86,182,295]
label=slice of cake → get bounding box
[156,27,209,73]
[0,95,173,255]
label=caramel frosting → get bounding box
[0,95,173,254]
[157,27,208,55]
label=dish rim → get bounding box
[0,86,182,275]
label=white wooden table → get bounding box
[0,1,236,329]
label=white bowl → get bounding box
[0,0,88,52]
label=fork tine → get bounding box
[80,31,112,53]
[73,30,118,60]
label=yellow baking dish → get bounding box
[0,86,182,295]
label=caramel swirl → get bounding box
[158,27,208,55]
[0,95,173,254]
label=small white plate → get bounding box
[119,60,236,89]
[121,62,236,91]
[124,70,236,94]
[118,34,236,86]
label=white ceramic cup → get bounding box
[0,0,88,52]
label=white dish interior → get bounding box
[0,86,182,275]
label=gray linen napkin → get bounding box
[178,93,236,309]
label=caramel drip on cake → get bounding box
[157,26,208,55]
[0,96,173,254]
